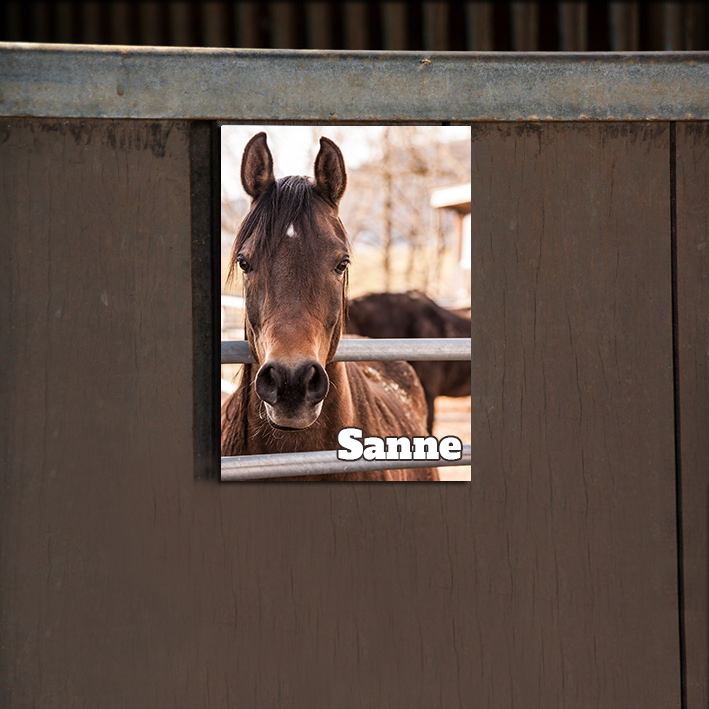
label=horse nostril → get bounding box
[256,360,329,409]
[255,363,280,406]
[302,362,329,405]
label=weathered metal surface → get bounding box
[221,445,472,480]
[221,338,472,364]
[2,42,709,120]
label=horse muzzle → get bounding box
[255,360,329,430]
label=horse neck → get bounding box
[322,360,356,427]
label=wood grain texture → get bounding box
[471,123,681,708]
[675,122,709,709]
[0,118,690,708]
[0,119,197,707]
[0,119,476,708]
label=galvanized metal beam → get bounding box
[221,445,472,480]
[2,42,709,121]
[221,338,472,364]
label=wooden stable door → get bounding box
[1,119,707,708]
[473,123,680,708]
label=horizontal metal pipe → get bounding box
[221,338,471,364]
[221,445,472,480]
[2,43,709,121]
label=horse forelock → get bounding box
[228,176,349,291]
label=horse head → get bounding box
[231,132,349,430]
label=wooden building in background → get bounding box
[431,182,471,304]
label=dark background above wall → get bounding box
[2,1,708,52]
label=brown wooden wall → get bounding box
[1,118,707,708]
[676,123,709,709]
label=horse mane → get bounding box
[221,363,254,455]
[227,176,350,316]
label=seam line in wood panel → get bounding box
[670,120,688,709]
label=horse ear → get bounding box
[241,132,275,201]
[314,137,347,207]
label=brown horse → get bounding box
[346,290,471,434]
[221,133,438,481]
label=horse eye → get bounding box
[237,255,251,273]
[335,258,350,275]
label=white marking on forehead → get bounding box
[286,223,297,238]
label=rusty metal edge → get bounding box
[2,43,709,121]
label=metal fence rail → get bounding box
[221,338,472,364]
[221,337,472,480]
[222,445,472,480]
[3,44,709,122]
